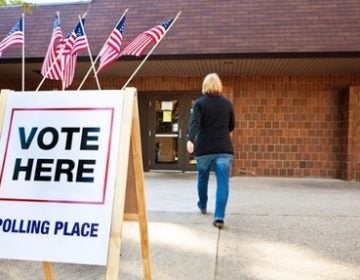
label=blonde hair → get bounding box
[202,73,223,96]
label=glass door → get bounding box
[151,97,181,169]
[148,94,200,171]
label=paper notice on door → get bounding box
[161,101,173,111]
[163,111,172,122]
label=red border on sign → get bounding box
[0,107,115,205]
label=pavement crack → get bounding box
[213,229,221,280]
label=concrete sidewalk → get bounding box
[1,172,360,280]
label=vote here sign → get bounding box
[0,90,125,265]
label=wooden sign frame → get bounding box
[0,89,151,280]
[105,89,152,280]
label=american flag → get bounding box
[0,17,24,58]
[120,18,173,57]
[41,14,64,80]
[62,18,88,89]
[97,16,126,74]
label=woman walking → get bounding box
[187,73,235,229]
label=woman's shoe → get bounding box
[213,219,224,229]
[198,203,207,214]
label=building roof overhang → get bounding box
[1,52,359,82]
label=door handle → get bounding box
[179,128,182,139]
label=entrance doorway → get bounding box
[141,93,200,172]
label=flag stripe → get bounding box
[0,32,24,51]
[0,17,24,57]
[119,18,172,57]
[62,18,88,88]
[121,34,153,57]
[145,26,165,42]
[96,16,126,74]
[107,29,122,53]
[97,49,119,71]
[41,14,64,80]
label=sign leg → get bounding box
[42,262,54,280]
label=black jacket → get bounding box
[187,95,235,156]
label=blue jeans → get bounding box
[196,154,233,220]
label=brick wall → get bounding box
[231,76,358,179]
[347,86,360,180]
[2,74,360,180]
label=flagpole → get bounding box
[77,14,101,90]
[21,13,25,92]
[61,13,67,92]
[121,11,182,90]
[77,8,129,90]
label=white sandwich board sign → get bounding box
[0,90,125,265]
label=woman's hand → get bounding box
[187,140,194,154]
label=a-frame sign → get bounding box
[0,88,151,280]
